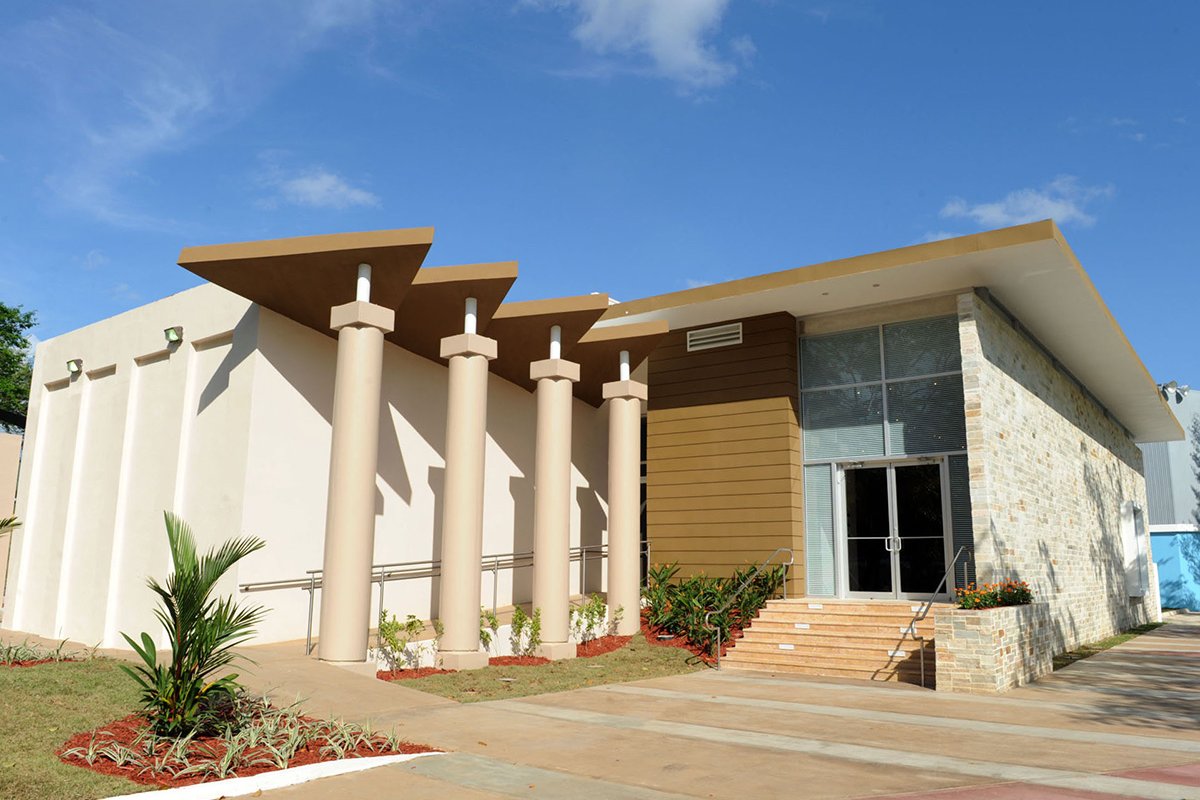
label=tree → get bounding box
[0,302,36,428]
[1191,415,1200,530]
[121,512,266,737]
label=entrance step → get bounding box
[722,598,950,688]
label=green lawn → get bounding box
[1052,622,1166,669]
[0,659,146,800]
[397,636,703,703]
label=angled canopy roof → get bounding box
[599,220,1182,443]
[392,262,518,361]
[486,294,611,392]
[572,320,670,406]
[178,228,434,337]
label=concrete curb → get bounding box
[102,751,442,799]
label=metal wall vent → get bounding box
[686,322,743,352]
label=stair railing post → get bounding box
[306,574,317,656]
[492,556,500,617]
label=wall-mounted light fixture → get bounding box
[164,325,184,344]
[66,359,83,375]
[1158,380,1190,405]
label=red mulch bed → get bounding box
[377,667,456,681]
[488,655,550,666]
[4,659,61,668]
[639,616,743,665]
[58,714,436,789]
[576,635,632,658]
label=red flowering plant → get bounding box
[954,580,1033,610]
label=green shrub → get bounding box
[508,606,543,656]
[569,594,608,644]
[641,562,786,657]
[378,611,426,670]
[121,512,266,737]
[480,608,500,651]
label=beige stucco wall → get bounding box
[958,291,1160,652]
[237,307,609,643]
[0,432,22,606]
[2,283,610,648]
[2,284,258,646]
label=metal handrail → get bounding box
[704,547,794,670]
[909,545,967,689]
[240,541,652,655]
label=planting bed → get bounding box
[577,635,632,658]
[488,655,550,666]
[58,703,435,789]
[5,658,64,668]
[640,616,742,664]
[377,666,457,681]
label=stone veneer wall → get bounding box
[957,292,1161,657]
[935,603,1053,693]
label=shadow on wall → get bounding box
[196,309,259,416]
[509,473,534,602]
[973,295,1150,660]
[577,485,606,595]
[976,297,1142,475]
[1156,532,1200,611]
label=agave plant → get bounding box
[121,512,266,737]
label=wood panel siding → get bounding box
[646,312,804,593]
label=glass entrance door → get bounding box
[843,461,949,600]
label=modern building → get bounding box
[0,220,1178,689]
[1140,389,1199,609]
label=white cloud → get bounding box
[264,167,380,210]
[919,231,962,243]
[940,175,1115,229]
[1,2,391,228]
[685,278,714,289]
[527,0,748,90]
[255,153,380,209]
[82,250,110,271]
[109,282,141,304]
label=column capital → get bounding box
[530,358,580,383]
[440,333,497,360]
[330,301,395,334]
[602,379,648,401]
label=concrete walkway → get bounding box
[255,613,1200,800]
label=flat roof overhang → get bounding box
[599,220,1182,443]
[178,228,435,336]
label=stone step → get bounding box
[765,600,942,614]
[753,610,939,628]
[726,641,934,667]
[736,630,936,651]
[746,618,935,636]
[721,657,935,687]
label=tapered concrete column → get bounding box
[436,332,497,670]
[531,357,580,660]
[319,300,395,663]
[603,378,647,636]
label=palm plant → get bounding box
[0,516,21,534]
[121,512,266,737]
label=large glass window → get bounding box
[800,316,969,596]
[801,316,966,460]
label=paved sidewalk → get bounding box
[257,613,1200,799]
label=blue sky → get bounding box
[1,1,1196,383]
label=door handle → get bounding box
[894,536,903,552]
[884,537,893,552]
